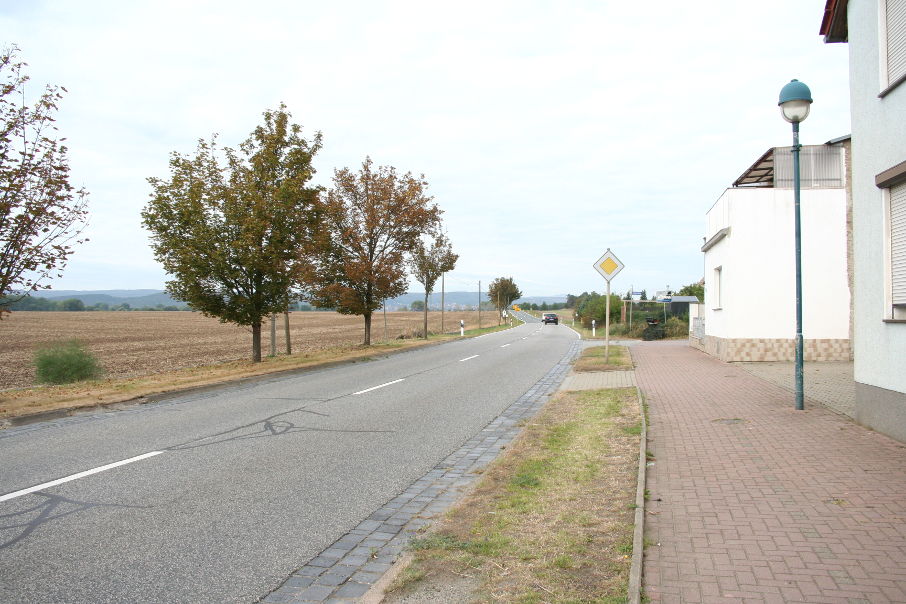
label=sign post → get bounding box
[593,248,625,363]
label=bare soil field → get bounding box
[0,310,494,391]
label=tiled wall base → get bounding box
[689,336,851,362]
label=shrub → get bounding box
[664,316,688,338]
[608,321,647,339]
[34,340,103,385]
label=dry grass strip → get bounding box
[386,387,640,604]
[572,345,632,373]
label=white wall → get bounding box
[848,0,906,394]
[704,187,849,340]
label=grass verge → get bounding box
[573,344,632,372]
[0,322,520,424]
[386,387,640,603]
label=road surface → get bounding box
[0,320,576,603]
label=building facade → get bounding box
[823,0,906,441]
[692,141,851,362]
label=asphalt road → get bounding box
[0,320,577,603]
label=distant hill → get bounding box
[20,290,569,311]
[26,289,189,309]
[380,292,568,310]
[32,289,164,299]
[514,295,568,307]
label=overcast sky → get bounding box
[3,1,850,297]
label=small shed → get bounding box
[665,295,701,317]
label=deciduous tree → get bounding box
[678,281,704,302]
[142,105,321,362]
[303,158,441,345]
[487,277,522,323]
[0,46,88,318]
[408,230,457,339]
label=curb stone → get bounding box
[628,384,646,604]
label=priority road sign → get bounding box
[593,249,624,282]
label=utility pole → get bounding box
[270,313,277,357]
[284,309,291,355]
[478,280,482,329]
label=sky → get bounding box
[2,0,851,298]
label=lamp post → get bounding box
[778,79,812,411]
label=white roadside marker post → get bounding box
[460,319,464,337]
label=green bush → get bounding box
[608,321,647,338]
[664,316,688,337]
[34,340,103,385]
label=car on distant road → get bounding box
[542,312,559,325]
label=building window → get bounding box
[712,266,722,310]
[880,0,906,94]
[887,182,906,319]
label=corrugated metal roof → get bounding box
[732,142,846,189]
[733,148,775,187]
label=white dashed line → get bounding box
[501,344,511,348]
[459,355,479,362]
[0,451,165,503]
[353,379,405,395]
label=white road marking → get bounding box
[501,344,510,348]
[0,451,165,503]
[459,355,479,362]
[353,378,404,395]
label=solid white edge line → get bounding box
[353,378,405,395]
[0,451,165,503]
[459,355,479,362]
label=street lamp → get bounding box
[778,79,812,411]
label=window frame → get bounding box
[881,180,906,321]
[879,0,906,97]
[712,266,722,311]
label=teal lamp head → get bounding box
[778,79,812,123]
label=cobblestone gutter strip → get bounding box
[628,385,647,604]
[259,340,581,604]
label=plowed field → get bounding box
[0,310,490,390]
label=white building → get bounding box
[822,0,906,441]
[691,140,851,362]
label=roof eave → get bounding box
[820,0,849,43]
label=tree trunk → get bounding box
[363,312,372,346]
[252,322,262,362]
[423,292,429,339]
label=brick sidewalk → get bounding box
[734,361,855,419]
[633,341,906,603]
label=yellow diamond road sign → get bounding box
[593,249,624,282]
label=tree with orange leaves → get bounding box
[303,158,442,345]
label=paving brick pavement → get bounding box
[633,341,906,604]
[561,369,636,390]
[733,361,855,419]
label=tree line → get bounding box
[0,297,186,312]
[1,46,460,361]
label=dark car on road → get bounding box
[542,312,559,325]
